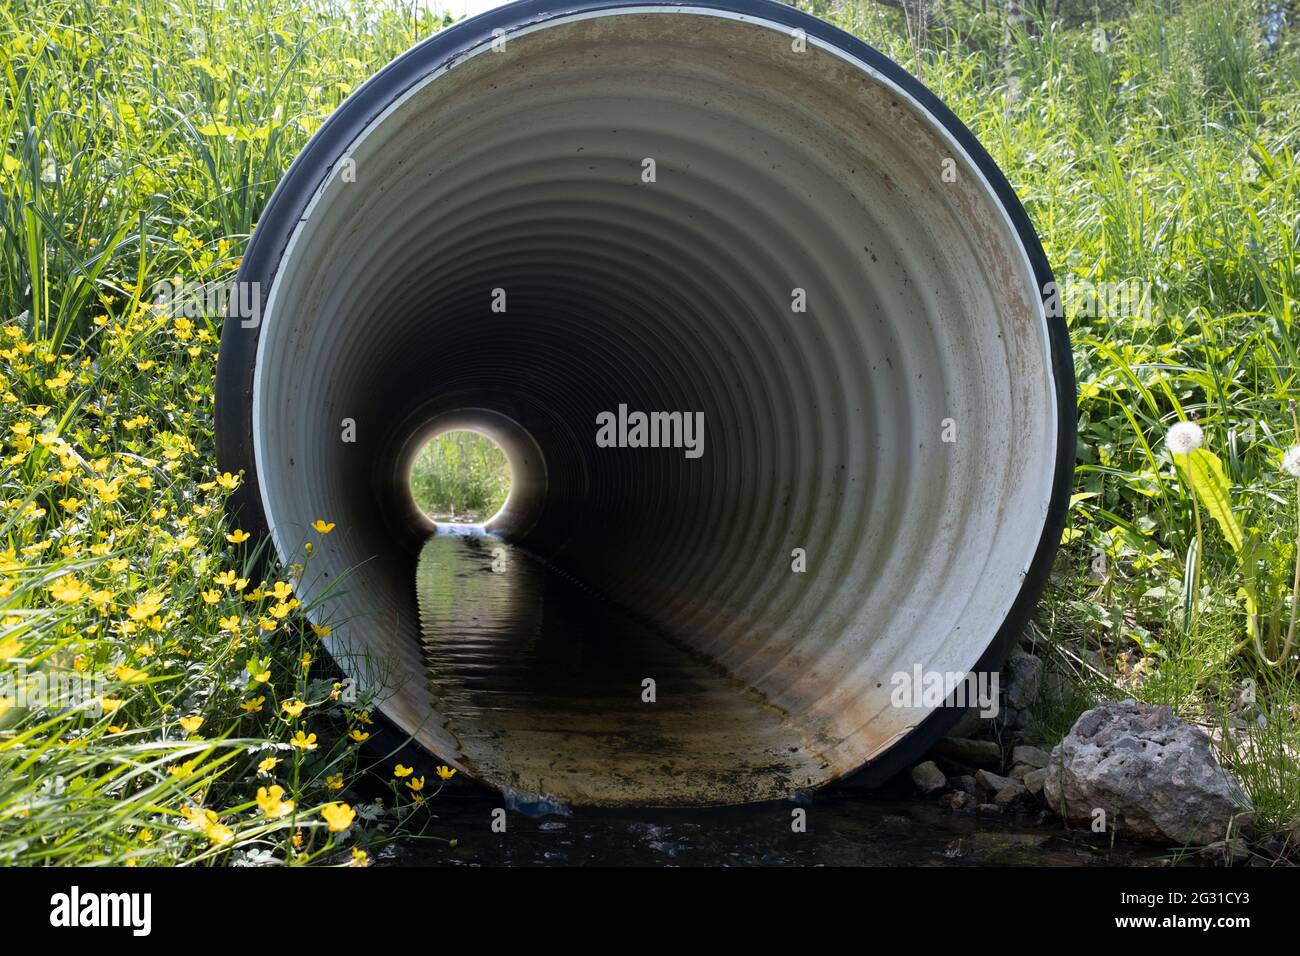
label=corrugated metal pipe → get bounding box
[216,0,1075,807]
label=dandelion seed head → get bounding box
[1166,421,1204,456]
[1282,445,1300,478]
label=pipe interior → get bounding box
[251,10,1058,806]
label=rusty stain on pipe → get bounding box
[216,0,1075,807]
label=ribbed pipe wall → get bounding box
[216,2,1074,806]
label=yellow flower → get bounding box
[349,847,369,867]
[241,696,265,713]
[256,785,295,820]
[393,764,413,778]
[299,652,312,669]
[48,576,91,603]
[126,595,162,622]
[269,580,294,601]
[281,698,306,718]
[226,529,250,544]
[201,589,221,604]
[216,569,248,590]
[311,519,335,534]
[101,696,124,713]
[44,370,72,389]
[406,776,425,793]
[219,615,241,633]
[348,729,370,742]
[107,723,128,734]
[0,638,23,660]
[215,472,240,490]
[311,623,332,637]
[355,710,373,725]
[321,803,355,832]
[325,773,344,790]
[179,714,204,734]
[290,731,317,751]
[257,756,280,773]
[435,765,457,781]
[292,830,303,849]
[87,590,113,609]
[114,664,148,683]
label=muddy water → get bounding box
[383,788,1165,866]
[408,529,1162,866]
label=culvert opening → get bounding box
[216,1,1074,808]
[407,429,512,526]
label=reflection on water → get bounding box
[415,532,828,806]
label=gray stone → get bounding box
[1012,744,1050,768]
[1007,763,1034,782]
[1044,699,1254,846]
[1005,649,1043,710]
[910,760,947,794]
[1022,767,1047,796]
[945,708,988,740]
[994,783,1028,808]
[976,769,1017,793]
[948,774,977,796]
[1196,838,1250,864]
[933,737,1002,767]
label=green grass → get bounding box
[409,431,512,523]
[2,0,1299,862]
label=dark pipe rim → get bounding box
[215,0,1077,792]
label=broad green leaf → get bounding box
[1174,448,1244,553]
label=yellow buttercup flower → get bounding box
[201,589,221,604]
[281,698,306,718]
[179,714,203,734]
[48,576,91,603]
[256,785,295,820]
[349,847,369,867]
[311,519,335,534]
[325,773,344,790]
[290,731,317,751]
[126,595,162,622]
[406,776,425,793]
[269,581,293,601]
[114,664,148,683]
[393,764,413,778]
[219,615,241,633]
[257,756,280,773]
[241,696,265,713]
[215,472,241,490]
[348,729,370,743]
[226,529,250,544]
[321,802,355,832]
[311,623,332,637]
[435,765,456,781]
